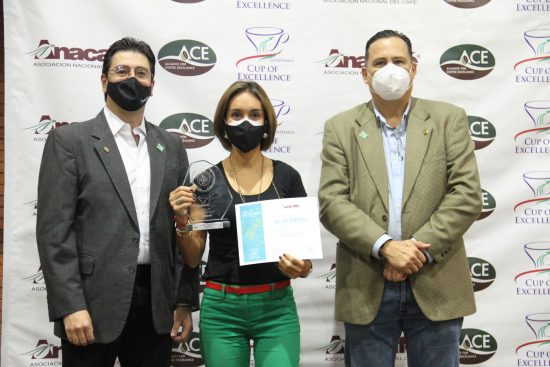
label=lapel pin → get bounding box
[103,146,110,153]
[423,129,430,136]
[156,143,165,152]
[359,131,369,140]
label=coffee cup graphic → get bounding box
[270,99,290,126]
[523,171,550,197]
[524,29,550,55]
[524,242,550,268]
[524,101,550,127]
[526,314,550,340]
[245,27,289,54]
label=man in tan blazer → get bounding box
[318,30,482,367]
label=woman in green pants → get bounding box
[169,81,313,367]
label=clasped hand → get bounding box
[381,239,431,282]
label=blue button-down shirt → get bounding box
[370,103,433,263]
[371,102,409,259]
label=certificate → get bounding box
[235,196,323,266]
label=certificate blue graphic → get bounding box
[239,203,266,263]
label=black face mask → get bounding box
[106,77,151,112]
[225,120,266,153]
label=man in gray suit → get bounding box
[36,37,197,366]
[318,30,482,367]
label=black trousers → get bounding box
[61,265,171,367]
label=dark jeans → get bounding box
[345,280,463,367]
[62,265,171,367]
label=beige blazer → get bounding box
[318,98,482,324]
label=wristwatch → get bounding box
[301,260,313,278]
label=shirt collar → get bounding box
[372,100,411,132]
[104,106,147,137]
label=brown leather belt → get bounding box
[205,280,290,295]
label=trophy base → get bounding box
[186,220,230,231]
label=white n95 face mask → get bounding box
[369,63,412,101]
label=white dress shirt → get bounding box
[104,107,151,264]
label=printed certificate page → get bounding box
[235,197,323,266]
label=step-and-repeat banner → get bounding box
[2,1,549,366]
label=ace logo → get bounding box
[467,115,496,150]
[459,329,498,364]
[468,257,496,292]
[171,332,204,367]
[158,40,216,76]
[440,45,495,80]
[160,113,215,149]
[478,189,496,220]
[444,0,491,8]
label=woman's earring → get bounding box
[262,132,268,139]
[224,132,228,139]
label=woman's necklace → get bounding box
[229,154,264,203]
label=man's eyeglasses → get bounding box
[109,65,151,80]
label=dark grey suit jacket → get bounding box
[36,110,198,343]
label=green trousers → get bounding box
[199,285,300,367]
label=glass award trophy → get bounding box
[184,160,232,231]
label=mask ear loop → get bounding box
[403,62,416,91]
[222,122,229,140]
[364,70,376,96]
